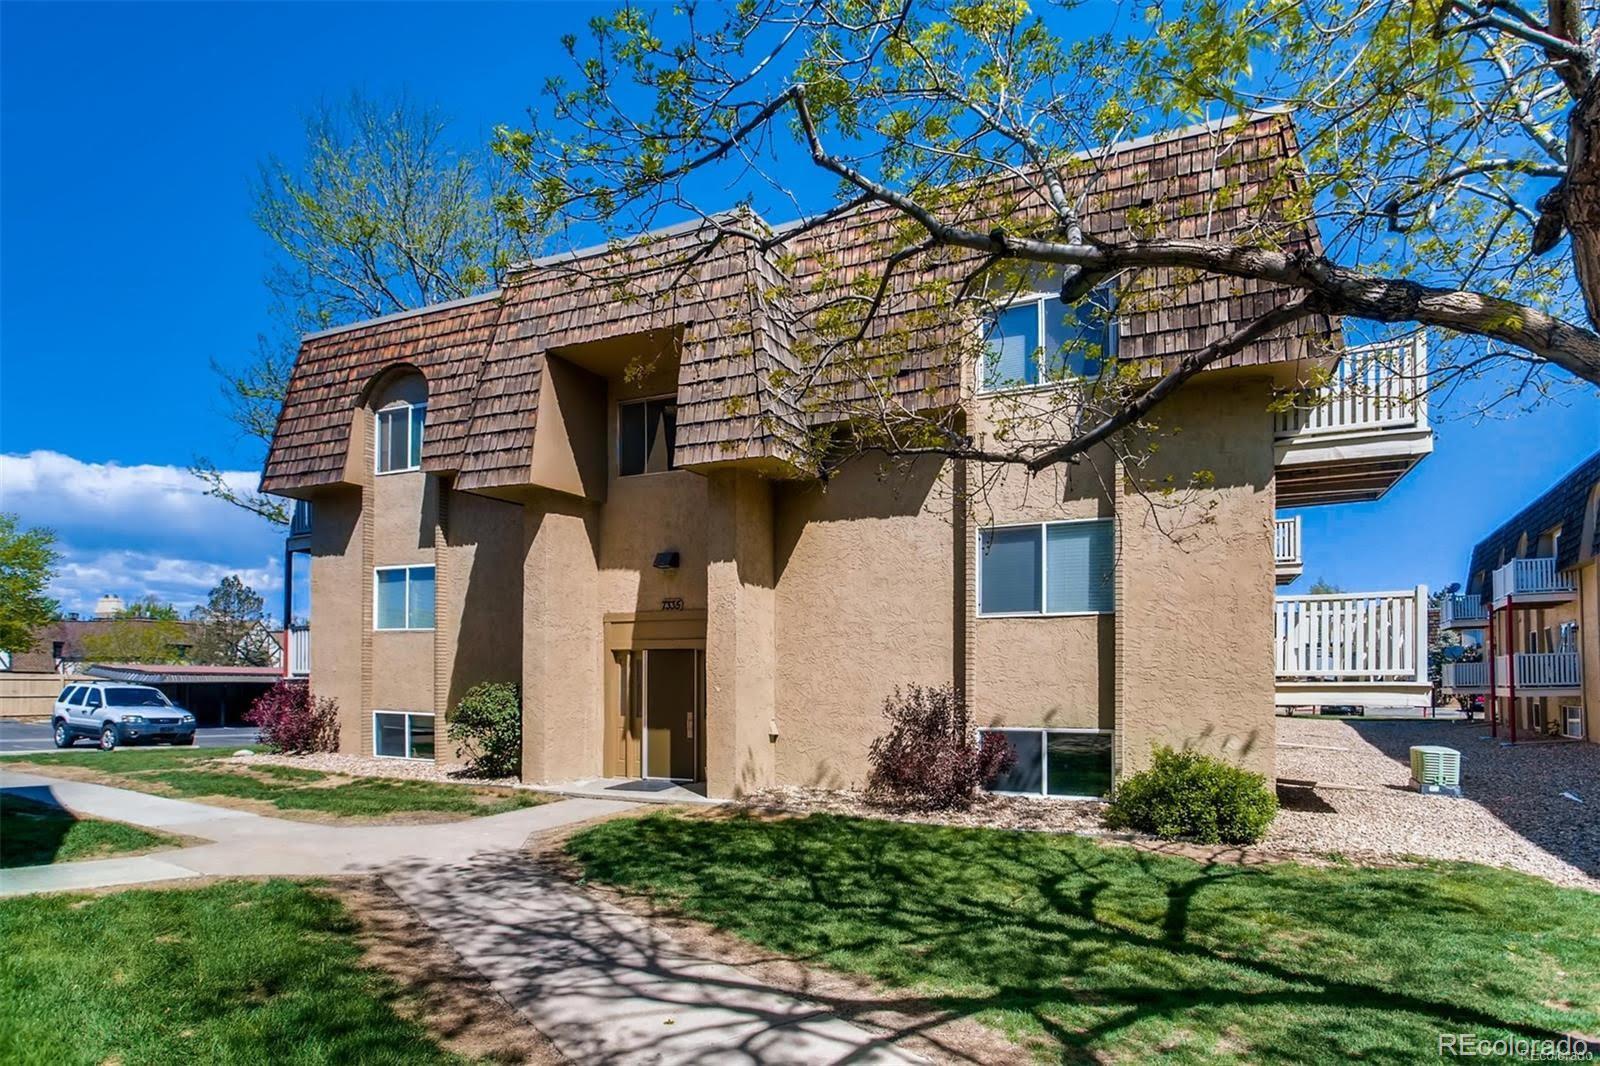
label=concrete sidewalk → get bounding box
[0,768,629,894]
[1,768,926,1063]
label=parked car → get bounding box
[52,681,197,750]
[1320,705,1365,717]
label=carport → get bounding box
[82,664,284,727]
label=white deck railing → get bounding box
[1275,586,1429,681]
[1440,594,1488,627]
[1273,516,1302,567]
[1274,335,1429,439]
[1490,557,1576,601]
[1495,652,1580,690]
[288,624,310,677]
[1442,660,1488,690]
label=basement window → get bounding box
[618,396,677,476]
[374,711,435,760]
[977,519,1115,616]
[374,565,435,631]
[978,728,1113,799]
[980,287,1118,392]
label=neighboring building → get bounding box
[81,664,284,728]
[5,617,202,673]
[1440,452,1600,742]
[264,113,1435,798]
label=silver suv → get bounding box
[52,681,197,750]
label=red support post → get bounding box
[1487,603,1498,737]
[1506,595,1518,744]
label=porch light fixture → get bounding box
[653,551,681,571]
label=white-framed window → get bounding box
[977,518,1114,617]
[373,711,435,760]
[979,287,1118,393]
[977,727,1113,799]
[618,396,677,476]
[1562,705,1585,739]
[1558,621,1579,653]
[375,401,426,474]
[374,565,435,631]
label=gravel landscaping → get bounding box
[747,718,1600,890]
[1272,716,1598,889]
[235,751,520,789]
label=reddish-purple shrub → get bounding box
[866,684,1013,810]
[246,681,339,754]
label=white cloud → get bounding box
[0,451,287,617]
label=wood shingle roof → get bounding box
[262,111,1331,496]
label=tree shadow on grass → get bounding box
[482,811,1598,1063]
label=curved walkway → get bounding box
[0,769,922,1065]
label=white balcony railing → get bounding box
[1440,594,1489,627]
[1442,660,1488,690]
[1495,652,1580,690]
[1275,586,1429,682]
[1273,516,1302,568]
[1490,557,1576,602]
[288,624,310,677]
[1274,334,1429,440]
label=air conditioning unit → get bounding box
[1410,745,1462,797]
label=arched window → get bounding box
[371,371,427,475]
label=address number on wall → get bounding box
[660,598,685,611]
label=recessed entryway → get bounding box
[603,611,707,783]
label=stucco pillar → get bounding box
[1112,379,1279,780]
[704,470,778,798]
[521,494,601,782]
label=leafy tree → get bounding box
[117,596,181,621]
[191,576,279,667]
[80,619,189,665]
[193,92,508,525]
[0,514,59,655]
[1307,578,1345,594]
[492,0,1600,481]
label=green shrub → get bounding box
[1104,747,1278,845]
[447,682,521,778]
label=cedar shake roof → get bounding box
[1466,451,1600,586]
[263,111,1332,495]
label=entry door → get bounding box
[644,649,700,780]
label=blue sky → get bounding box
[1,1,1596,618]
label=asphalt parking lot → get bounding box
[0,720,260,754]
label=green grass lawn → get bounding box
[567,812,1600,1063]
[0,795,182,869]
[9,749,543,821]
[0,880,470,1065]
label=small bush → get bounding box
[1104,747,1278,845]
[246,681,339,754]
[448,682,521,779]
[866,684,1013,811]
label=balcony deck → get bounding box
[1440,594,1488,630]
[1274,586,1433,708]
[1275,335,1433,506]
[1489,557,1577,608]
[1440,660,1488,694]
[1494,652,1581,694]
[287,624,310,678]
[1273,515,1302,585]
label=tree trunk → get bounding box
[1565,79,1600,329]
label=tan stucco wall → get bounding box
[369,470,439,744]
[520,494,602,781]
[1578,563,1599,742]
[309,487,368,753]
[1114,378,1279,778]
[705,471,779,797]
[772,457,957,788]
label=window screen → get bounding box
[1045,520,1115,614]
[1046,732,1113,797]
[983,303,1038,390]
[409,404,426,468]
[374,712,408,758]
[979,526,1043,614]
[619,398,677,476]
[375,566,434,630]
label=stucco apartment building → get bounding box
[265,113,1434,799]
[1441,452,1600,743]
